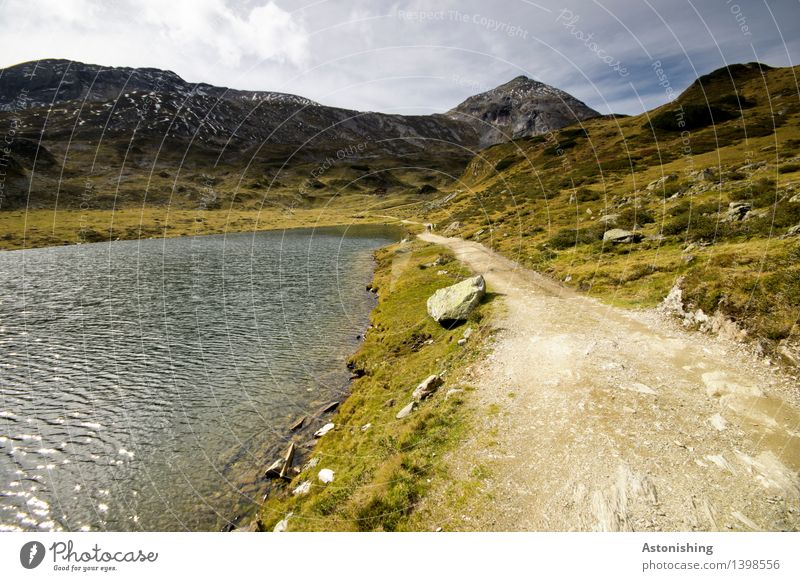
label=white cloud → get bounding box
[0,0,797,114]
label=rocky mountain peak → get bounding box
[446,75,599,146]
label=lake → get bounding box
[0,224,400,531]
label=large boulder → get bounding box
[426,275,485,323]
[412,375,443,400]
[603,229,642,244]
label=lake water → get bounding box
[0,225,400,531]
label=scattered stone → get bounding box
[413,375,443,400]
[696,168,717,182]
[463,327,473,341]
[396,401,416,419]
[442,221,461,235]
[725,201,752,222]
[777,340,800,366]
[317,401,339,414]
[646,174,678,191]
[318,468,335,483]
[288,416,305,431]
[709,413,728,431]
[621,382,657,395]
[314,423,335,437]
[785,224,800,237]
[789,194,800,203]
[599,213,620,224]
[361,423,372,431]
[293,481,311,496]
[738,161,766,172]
[702,371,764,398]
[743,208,768,221]
[273,513,292,532]
[603,228,642,243]
[305,457,319,470]
[457,338,467,346]
[264,458,285,478]
[426,275,486,323]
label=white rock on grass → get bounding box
[293,481,311,496]
[395,401,416,419]
[426,276,485,323]
[412,375,443,400]
[314,423,335,437]
[273,512,292,532]
[318,468,335,483]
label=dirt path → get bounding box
[419,232,800,531]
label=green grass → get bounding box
[258,240,493,531]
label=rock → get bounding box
[426,275,486,323]
[777,341,800,366]
[273,513,292,532]
[314,423,335,438]
[264,458,285,479]
[288,416,305,431]
[361,423,372,431]
[603,228,642,243]
[743,208,768,221]
[659,278,686,317]
[318,468,335,483]
[789,194,800,203]
[725,201,751,221]
[786,224,800,237]
[317,401,339,414]
[412,375,443,400]
[395,401,416,419]
[696,168,717,182]
[457,338,467,346]
[463,327,473,340]
[738,161,766,172]
[445,388,464,400]
[709,414,727,431]
[646,174,678,191]
[293,481,311,496]
[442,221,461,235]
[599,213,620,224]
[702,371,764,398]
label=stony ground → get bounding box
[419,232,800,532]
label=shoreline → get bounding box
[253,237,492,531]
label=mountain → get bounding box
[0,59,597,211]
[446,75,599,147]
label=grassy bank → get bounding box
[257,239,492,531]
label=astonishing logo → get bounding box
[20,541,46,569]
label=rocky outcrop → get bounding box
[725,201,752,221]
[603,229,642,243]
[412,375,443,400]
[426,275,486,323]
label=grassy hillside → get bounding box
[402,63,800,361]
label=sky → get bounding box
[0,0,798,115]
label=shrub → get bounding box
[647,104,738,132]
